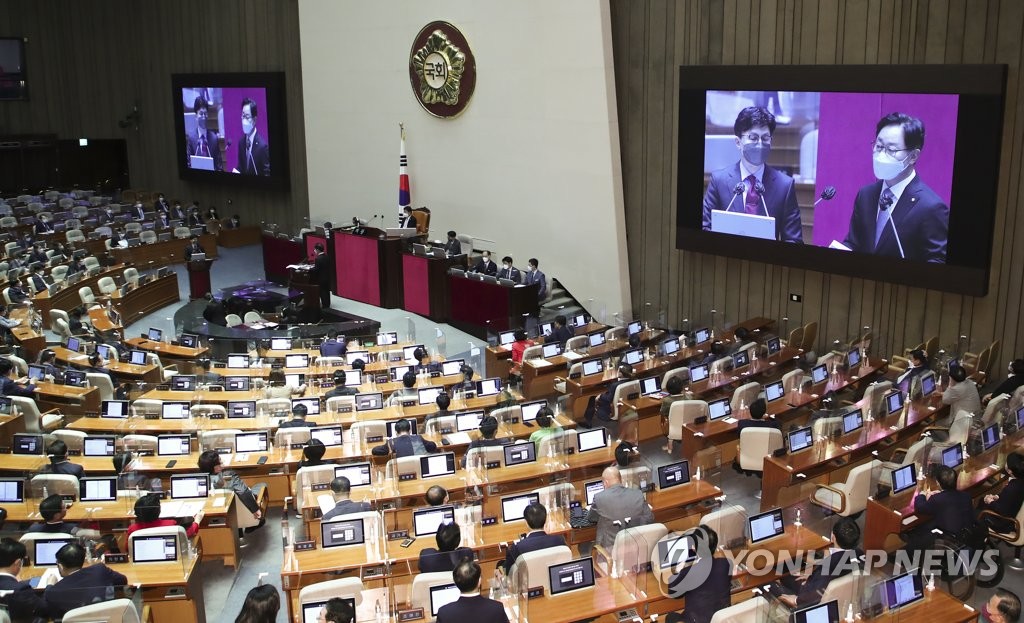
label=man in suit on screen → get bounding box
[842,112,948,263]
[236,97,270,176]
[185,95,223,172]
[701,106,803,243]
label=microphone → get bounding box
[813,186,837,206]
[878,193,906,258]
[755,182,769,217]
[722,183,745,213]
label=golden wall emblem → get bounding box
[408,22,476,118]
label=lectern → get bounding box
[186,258,214,300]
[288,265,320,311]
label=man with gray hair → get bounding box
[585,465,654,549]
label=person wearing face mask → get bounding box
[471,250,498,276]
[842,112,948,263]
[35,213,55,234]
[498,255,521,283]
[185,95,224,172]
[982,589,1021,623]
[983,358,1024,405]
[171,201,186,222]
[236,97,271,176]
[522,257,547,300]
[398,206,418,229]
[154,193,170,214]
[701,106,803,243]
[130,201,146,220]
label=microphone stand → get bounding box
[722,183,745,213]
[883,207,906,259]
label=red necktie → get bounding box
[744,175,761,215]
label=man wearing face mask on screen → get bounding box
[235,97,270,176]
[186,95,223,172]
[702,106,803,243]
[841,112,948,263]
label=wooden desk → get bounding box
[218,225,262,248]
[34,380,100,416]
[0,413,25,450]
[485,321,610,381]
[34,265,127,329]
[125,337,209,373]
[110,233,218,269]
[109,273,181,327]
[401,252,467,321]
[8,307,45,361]
[448,274,539,337]
[51,345,161,383]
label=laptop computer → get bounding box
[710,210,776,240]
[748,507,785,544]
[882,572,924,611]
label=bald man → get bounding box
[584,466,654,550]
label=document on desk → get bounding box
[445,432,471,446]
[563,352,583,361]
[528,359,553,368]
[317,494,336,515]
[160,501,183,519]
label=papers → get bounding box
[160,500,204,519]
[317,494,336,515]
[723,417,738,424]
[444,432,472,446]
[563,351,584,361]
[286,264,312,271]
[528,359,553,368]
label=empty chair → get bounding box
[786,326,804,349]
[243,311,263,324]
[71,205,89,218]
[31,474,79,498]
[858,381,894,415]
[0,216,17,228]
[83,256,100,271]
[94,225,112,238]
[700,504,748,551]
[121,434,158,452]
[85,372,114,402]
[800,320,818,352]
[65,228,85,243]
[594,523,668,577]
[65,218,82,230]
[124,222,142,234]
[737,427,783,473]
[611,380,639,420]
[225,314,243,327]
[730,382,761,413]
[139,230,157,244]
[50,265,69,282]
[3,241,18,256]
[174,226,191,239]
[97,276,117,295]
[275,427,311,447]
[123,267,140,286]
[508,546,572,592]
[565,336,588,352]
[348,420,387,443]
[709,356,734,374]
[78,286,97,307]
[389,455,422,478]
[811,459,879,516]
[708,596,769,623]
[667,400,708,443]
[146,353,177,382]
[62,599,140,623]
[605,326,626,342]
[255,398,291,417]
[781,368,805,395]
[10,396,62,432]
[5,355,26,376]
[190,404,227,419]
[129,399,163,418]
[199,429,243,451]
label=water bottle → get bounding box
[375,600,384,623]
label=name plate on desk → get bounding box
[215,447,232,455]
[104,553,128,564]
[482,516,497,526]
[367,436,383,444]
[430,372,441,378]
[401,400,417,408]
[311,483,330,491]
[509,416,520,424]
[486,461,501,469]
[440,427,452,435]
[290,443,305,450]
[67,449,81,456]
[397,608,424,622]
[387,530,409,540]
[375,374,389,384]
[294,540,316,551]
[208,413,225,420]
[399,473,417,481]
[527,587,545,599]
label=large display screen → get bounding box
[0,38,27,101]
[677,65,1006,295]
[171,72,289,189]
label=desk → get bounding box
[8,307,44,361]
[261,233,305,283]
[218,225,262,248]
[448,274,539,337]
[110,273,181,327]
[34,265,127,329]
[332,228,404,308]
[34,380,100,416]
[51,345,161,382]
[485,320,608,382]
[110,233,218,269]
[124,337,209,373]
[400,252,466,321]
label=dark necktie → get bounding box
[874,188,895,248]
[744,174,761,214]
[199,135,209,157]
[246,138,255,173]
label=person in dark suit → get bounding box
[30,266,50,293]
[155,211,172,230]
[585,363,633,428]
[584,465,654,550]
[701,106,803,243]
[471,251,497,276]
[905,464,975,552]
[436,561,509,623]
[461,416,503,467]
[522,258,547,301]
[5,282,28,304]
[443,230,462,256]
[544,315,575,346]
[503,503,567,571]
[187,206,204,228]
[227,214,242,229]
[43,439,85,478]
[185,96,223,172]
[202,293,227,326]
[497,256,521,283]
[842,112,948,263]
[398,206,417,229]
[184,235,205,261]
[980,452,1024,532]
[0,538,50,621]
[43,542,128,619]
[67,307,94,337]
[35,214,55,234]
[983,359,1024,405]
[665,526,732,623]
[129,201,145,221]
[312,243,332,309]
[278,403,311,429]
[26,494,81,535]
[736,398,779,432]
[324,369,359,398]
[36,349,62,381]
[771,518,862,609]
[371,418,438,457]
[321,477,371,521]
[28,243,48,264]
[0,358,34,397]
[87,352,117,386]
[895,348,930,393]
[153,193,170,214]
[418,522,474,573]
[171,202,187,222]
[237,97,270,176]
[297,439,333,469]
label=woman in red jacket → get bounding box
[126,493,200,539]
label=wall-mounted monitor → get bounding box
[0,38,27,101]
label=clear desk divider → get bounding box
[693,445,724,489]
[620,456,653,493]
[859,573,889,621]
[506,553,528,623]
[464,448,490,487]
[701,504,749,556]
[539,483,574,532]
[434,326,447,358]
[542,428,569,471]
[617,409,640,448]
[405,316,416,343]
[455,503,483,547]
[614,528,648,600]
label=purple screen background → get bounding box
[813,93,958,247]
[220,87,269,173]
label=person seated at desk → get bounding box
[498,256,521,283]
[278,403,311,429]
[184,235,205,261]
[583,362,634,429]
[264,368,305,398]
[171,201,186,222]
[43,542,128,620]
[43,440,85,478]
[371,418,437,457]
[127,492,200,539]
[725,326,753,356]
[771,518,862,609]
[226,214,242,229]
[941,364,982,423]
[509,330,533,377]
[27,494,82,535]
[436,560,509,623]
[197,451,264,532]
[113,451,161,492]
[315,598,355,623]
[35,213,55,234]
[664,526,732,623]
[462,415,502,467]
[694,340,726,368]
[522,258,547,301]
[0,358,34,397]
[503,502,566,571]
[0,537,50,621]
[109,228,129,248]
[319,335,347,358]
[583,465,655,550]
[205,206,220,222]
[543,314,574,346]
[87,351,117,386]
[27,243,47,265]
[324,369,359,398]
[471,250,497,276]
[442,230,462,256]
[36,349,62,381]
[202,293,227,326]
[528,407,559,452]
[5,282,28,304]
[68,307,94,337]
[196,359,222,385]
[418,522,473,573]
[984,589,1022,623]
[299,439,332,468]
[30,264,51,293]
[432,393,453,420]
[895,348,930,392]
[187,206,204,228]
[398,206,418,230]
[321,476,371,521]
[453,365,477,394]
[425,485,449,507]
[736,398,778,432]
[155,211,172,230]
[385,371,418,406]
[660,376,691,454]
[984,359,1024,406]
[980,452,1024,533]
[412,347,441,374]
[129,201,146,221]
[903,464,974,553]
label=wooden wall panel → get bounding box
[0,0,309,233]
[611,0,1024,367]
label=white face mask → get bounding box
[242,119,254,136]
[503,264,511,270]
[872,150,910,181]
[483,257,490,263]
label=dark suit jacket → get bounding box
[313,252,332,287]
[171,206,186,221]
[443,239,462,255]
[523,269,547,299]
[154,199,170,214]
[277,418,309,429]
[986,478,1024,519]
[594,379,625,421]
[843,176,948,263]
[795,549,861,607]
[184,242,205,260]
[31,274,49,292]
[44,460,85,479]
[497,266,521,283]
[701,163,803,243]
[130,206,145,220]
[399,215,418,229]
[991,375,1024,400]
[736,419,780,433]
[319,340,346,357]
[436,595,508,623]
[238,131,270,176]
[322,498,371,521]
[0,377,35,398]
[43,563,128,619]
[544,325,575,346]
[0,573,49,621]
[504,531,566,570]
[35,220,54,234]
[156,215,171,229]
[371,435,438,457]
[203,301,227,326]
[418,546,474,573]
[668,557,732,623]
[324,385,359,399]
[914,489,975,535]
[472,258,497,276]
[185,128,223,172]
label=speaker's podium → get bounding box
[287,264,320,311]
[186,256,214,299]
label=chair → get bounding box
[62,599,140,623]
[174,226,191,239]
[244,311,263,324]
[50,265,68,282]
[123,267,140,286]
[565,336,588,352]
[737,428,783,473]
[51,430,87,452]
[410,571,460,613]
[121,435,158,453]
[979,498,1024,568]
[6,355,27,376]
[139,230,157,244]
[924,410,974,445]
[423,415,457,437]
[65,229,85,243]
[78,286,97,307]
[982,393,1009,427]
[0,216,17,228]
[324,396,356,413]
[275,427,311,447]
[54,316,73,341]
[97,276,117,295]
[464,445,504,468]
[71,206,90,219]
[594,523,667,577]
[878,437,931,485]
[256,398,292,417]
[554,362,582,394]
[83,256,100,272]
[298,578,365,611]
[708,595,769,623]
[130,525,188,561]
[667,400,708,443]
[349,420,387,444]
[146,353,177,382]
[124,222,142,234]
[294,464,338,497]
[85,372,115,402]
[605,326,626,342]
[857,381,894,415]
[800,321,818,352]
[520,344,544,362]
[661,367,689,388]
[190,404,228,419]
[611,380,639,420]
[507,546,572,592]
[781,369,805,394]
[199,429,243,451]
[785,326,804,349]
[456,234,473,255]
[730,382,761,413]
[811,459,879,516]
[389,455,422,478]
[225,314,243,327]
[10,396,62,432]
[964,339,1000,378]
[0,287,14,306]
[700,505,748,551]
[31,474,79,498]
